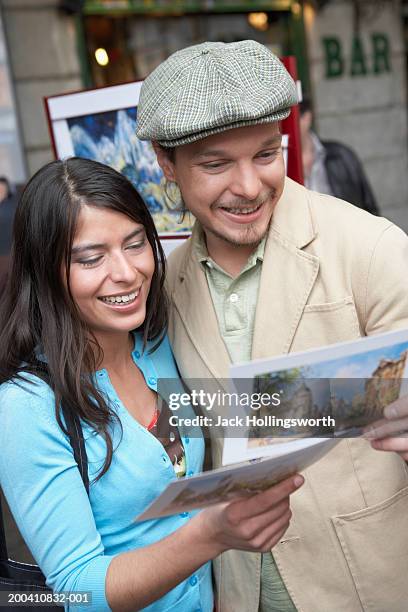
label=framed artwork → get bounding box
[44,81,192,246]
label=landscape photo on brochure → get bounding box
[223,327,408,464]
[137,328,408,521]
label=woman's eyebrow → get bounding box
[71,228,144,255]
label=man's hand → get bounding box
[364,395,408,461]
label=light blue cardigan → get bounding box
[0,333,213,612]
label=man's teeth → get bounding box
[222,204,262,215]
[100,290,139,304]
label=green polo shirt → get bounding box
[194,230,265,364]
[193,229,297,612]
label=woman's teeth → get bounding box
[100,290,139,304]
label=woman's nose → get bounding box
[108,253,138,284]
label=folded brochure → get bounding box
[137,438,336,521]
[137,328,408,521]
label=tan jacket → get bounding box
[166,178,408,612]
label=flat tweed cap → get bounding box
[136,40,298,147]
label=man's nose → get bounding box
[108,252,138,284]
[230,163,262,201]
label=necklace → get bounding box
[147,405,159,431]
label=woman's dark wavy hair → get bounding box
[0,157,168,479]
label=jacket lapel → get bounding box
[252,178,320,360]
[171,232,231,384]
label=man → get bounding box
[137,41,408,612]
[299,98,379,215]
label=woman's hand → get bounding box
[197,474,304,555]
[106,474,303,611]
[364,395,408,461]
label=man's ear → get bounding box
[152,142,177,182]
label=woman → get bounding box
[0,158,302,612]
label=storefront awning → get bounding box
[84,0,292,15]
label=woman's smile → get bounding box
[69,205,155,339]
[98,287,143,311]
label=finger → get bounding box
[232,499,291,543]
[249,508,292,552]
[364,418,408,440]
[384,394,408,420]
[229,474,303,521]
[363,417,387,437]
[371,437,408,453]
[262,524,291,552]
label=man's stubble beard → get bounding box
[207,188,278,248]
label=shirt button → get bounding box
[162,455,168,463]
[179,511,189,518]
[148,377,157,386]
[97,371,104,378]
[187,470,194,477]
[189,575,198,586]
[229,293,239,303]
[135,350,141,359]
[184,437,190,444]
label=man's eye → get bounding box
[202,161,227,170]
[257,150,279,160]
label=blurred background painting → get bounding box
[66,106,191,234]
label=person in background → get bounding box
[299,98,379,215]
[0,176,17,296]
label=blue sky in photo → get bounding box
[306,341,408,379]
[301,341,408,403]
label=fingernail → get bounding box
[294,475,304,488]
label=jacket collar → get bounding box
[269,177,317,249]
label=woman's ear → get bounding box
[152,142,177,182]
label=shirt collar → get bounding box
[193,223,266,274]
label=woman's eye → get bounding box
[126,239,146,250]
[78,256,103,267]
